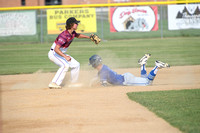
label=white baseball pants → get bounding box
[48,50,80,85]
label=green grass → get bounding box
[127,89,200,133]
[0,37,200,75]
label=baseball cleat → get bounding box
[48,82,61,89]
[138,53,151,65]
[155,60,170,68]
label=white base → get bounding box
[68,83,83,88]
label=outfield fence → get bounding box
[0,1,200,44]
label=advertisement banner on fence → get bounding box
[168,4,200,30]
[47,8,96,34]
[0,11,36,36]
[110,6,158,32]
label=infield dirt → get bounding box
[1,65,200,133]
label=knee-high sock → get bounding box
[141,64,147,78]
[147,66,158,81]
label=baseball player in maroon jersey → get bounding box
[48,17,100,89]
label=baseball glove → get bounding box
[90,34,101,44]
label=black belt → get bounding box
[50,48,53,51]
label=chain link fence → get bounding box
[0,5,200,44]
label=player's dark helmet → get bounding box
[89,55,102,68]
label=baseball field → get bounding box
[1,37,200,133]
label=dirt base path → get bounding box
[1,65,200,133]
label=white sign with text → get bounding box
[168,4,200,30]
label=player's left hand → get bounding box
[101,81,108,87]
[90,34,101,45]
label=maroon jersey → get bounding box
[54,30,79,49]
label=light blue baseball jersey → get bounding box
[98,65,124,85]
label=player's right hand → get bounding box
[65,56,71,62]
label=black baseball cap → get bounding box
[66,17,80,25]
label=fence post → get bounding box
[100,7,104,41]
[40,9,44,43]
[160,5,163,39]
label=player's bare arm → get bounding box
[76,34,101,45]
[54,45,71,61]
[76,34,90,39]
